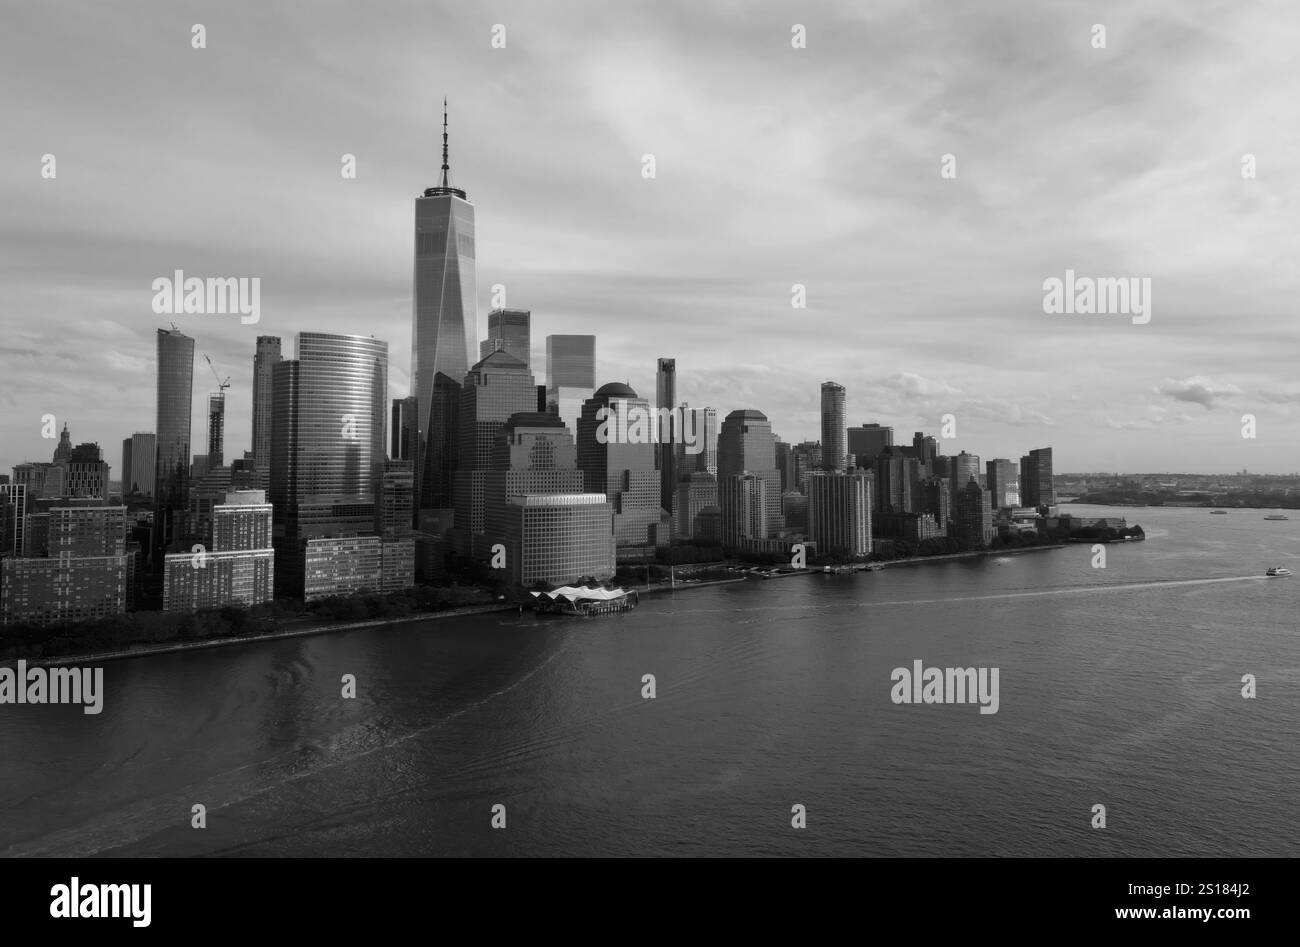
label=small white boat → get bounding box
[1210,510,1228,515]
[1265,567,1292,577]
[1264,514,1289,521]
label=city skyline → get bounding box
[3,2,1299,478]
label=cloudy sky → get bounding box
[2,0,1298,477]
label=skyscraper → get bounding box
[413,100,476,512]
[576,383,662,547]
[718,473,767,547]
[390,396,418,462]
[454,351,538,538]
[479,308,531,368]
[808,470,873,557]
[121,432,156,497]
[986,458,1020,508]
[154,326,194,561]
[270,332,389,540]
[545,334,596,437]
[951,451,982,502]
[656,358,677,514]
[207,391,225,469]
[717,409,782,536]
[1019,448,1056,509]
[847,423,893,467]
[251,335,282,479]
[820,382,847,471]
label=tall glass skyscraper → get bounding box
[656,357,677,513]
[270,332,389,537]
[820,381,846,471]
[251,335,282,476]
[412,102,476,511]
[154,326,194,560]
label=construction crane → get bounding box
[204,354,231,393]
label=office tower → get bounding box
[453,351,538,538]
[0,505,129,626]
[1020,448,1056,509]
[693,406,718,475]
[545,334,596,436]
[576,383,661,547]
[820,382,847,471]
[0,484,26,558]
[986,458,1020,509]
[874,446,913,513]
[419,373,460,514]
[847,423,893,467]
[482,414,586,544]
[207,392,226,469]
[791,441,821,492]
[251,336,282,481]
[480,413,609,583]
[391,396,418,462]
[717,409,782,535]
[656,358,677,514]
[13,462,65,500]
[808,470,874,557]
[121,433,156,497]
[479,308,531,367]
[189,465,233,545]
[918,476,952,529]
[781,492,808,532]
[951,451,981,501]
[163,490,275,612]
[64,443,110,500]
[775,440,792,491]
[502,495,616,587]
[154,326,195,561]
[537,385,547,412]
[270,332,389,541]
[676,471,718,540]
[953,479,994,549]
[912,432,937,469]
[412,102,477,513]
[376,461,415,540]
[718,473,768,547]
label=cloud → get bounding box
[1153,377,1242,409]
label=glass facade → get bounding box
[154,327,194,558]
[251,336,281,476]
[820,382,847,471]
[270,333,388,537]
[412,191,476,510]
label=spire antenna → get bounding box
[440,97,450,187]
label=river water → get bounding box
[1,505,1296,856]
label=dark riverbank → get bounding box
[13,576,749,668]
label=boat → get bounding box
[1210,510,1228,515]
[529,585,639,616]
[1265,567,1292,577]
[1264,514,1290,521]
